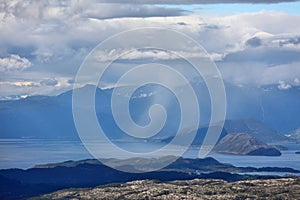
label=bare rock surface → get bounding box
[32,178,300,200]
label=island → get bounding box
[213,133,282,156]
[1,157,299,199]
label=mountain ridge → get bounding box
[0,84,296,141]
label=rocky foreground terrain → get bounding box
[32,178,300,200]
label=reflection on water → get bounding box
[1,139,300,170]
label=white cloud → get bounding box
[93,48,219,62]
[278,80,292,90]
[294,78,300,85]
[1,1,300,97]
[0,74,72,99]
[219,61,300,86]
[0,54,31,72]
[13,81,39,87]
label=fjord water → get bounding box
[0,139,92,169]
[1,139,300,171]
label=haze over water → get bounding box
[1,139,300,171]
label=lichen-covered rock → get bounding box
[32,178,300,200]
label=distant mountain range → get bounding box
[0,83,300,151]
[1,157,299,199]
[223,119,287,143]
[1,83,298,141]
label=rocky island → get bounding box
[213,133,282,156]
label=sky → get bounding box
[0,0,300,99]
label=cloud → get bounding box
[219,61,300,86]
[13,81,39,87]
[0,1,185,21]
[93,48,219,62]
[95,0,300,4]
[294,78,300,85]
[0,1,300,98]
[222,48,300,65]
[84,4,185,19]
[279,37,300,46]
[177,22,188,26]
[0,54,31,72]
[199,23,227,30]
[278,80,292,90]
[40,78,58,86]
[245,37,262,47]
[220,32,300,66]
[0,75,72,99]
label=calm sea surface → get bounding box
[1,139,300,171]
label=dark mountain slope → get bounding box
[0,157,299,199]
